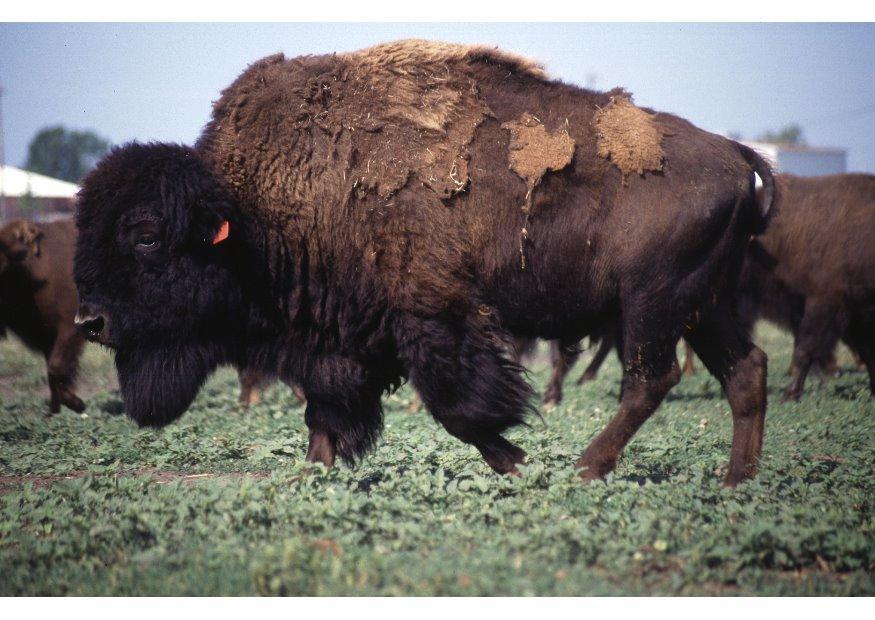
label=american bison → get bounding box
[530,175,875,403]
[736,173,875,400]
[0,218,86,413]
[74,40,774,485]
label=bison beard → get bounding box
[75,40,775,485]
[115,343,225,427]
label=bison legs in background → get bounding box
[782,299,846,402]
[396,314,531,475]
[845,305,875,396]
[685,302,767,486]
[542,338,580,406]
[682,342,697,376]
[45,327,85,414]
[576,334,618,386]
[238,368,266,406]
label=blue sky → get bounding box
[1,22,873,172]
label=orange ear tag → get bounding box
[212,221,230,245]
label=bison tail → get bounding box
[736,142,775,235]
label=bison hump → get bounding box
[208,40,551,206]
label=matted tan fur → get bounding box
[501,114,576,212]
[594,90,664,177]
[337,40,545,199]
[211,40,555,204]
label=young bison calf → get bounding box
[74,40,773,486]
[0,219,86,413]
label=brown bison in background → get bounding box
[0,219,86,413]
[73,40,774,486]
[737,173,875,400]
[531,173,875,403]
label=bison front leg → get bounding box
[395,314,533,475]
[783,299,844,402]
[301,356,386,467]
[45,328,85,414]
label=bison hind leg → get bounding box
[685,303,767,486]
[396,314,534,474]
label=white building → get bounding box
[0,165,80,222]
[742,141,847,177]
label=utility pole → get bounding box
[0,83,6,222]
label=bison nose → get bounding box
[74,305,109,342]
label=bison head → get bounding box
[0,220,43,270]
[74,142,245,427]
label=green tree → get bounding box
[757,123,805,145]
[24,126,110,183]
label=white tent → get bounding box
[0,165,80,198]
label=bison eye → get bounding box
[135,233,160,251]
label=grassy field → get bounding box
[0,325,872,596]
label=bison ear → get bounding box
[157,146,236,249]
[209,220,230,245]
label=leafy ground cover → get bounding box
[0,325,872,595]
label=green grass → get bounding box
[0,325,872,595]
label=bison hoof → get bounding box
[575,456,615,483]
[543,390,562,407]
[64,396,86,413]
[476,437,526,475]
[780,387,802,403]
[576,371,596,385]
[723,467,757,488]
[305,430,337,468]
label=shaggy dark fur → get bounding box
[0,219,86,413]
[735,173,875,400]
[74,40,774,484]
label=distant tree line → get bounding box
[727,123,806,146]
[25,125,111,183]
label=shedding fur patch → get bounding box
[501,114,576,213]
[208,40,552,208]
[335,40,540,200]
[594,90,664,177]
[501,114,575,270]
